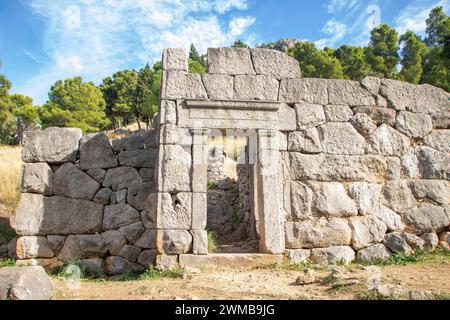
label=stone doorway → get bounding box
[206,131,258,253]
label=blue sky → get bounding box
[0,0,448,105]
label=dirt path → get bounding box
[52,260,450,300]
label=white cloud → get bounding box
[326,0,359,13]
[395,0,449,36]
[315,19,348,48]
[19,0,254,104]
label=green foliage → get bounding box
[189,59,207,74]
[0,113,18,145]
[365,24,400,78]
[367,247,450,267]
[334,45,372,81]
[288,41,345,79]
[0,72,11,124]
[114,266,184,281]
[232,40,249,48]
[135,64,158,129]
[40,77,109,133]
[189,44,206,68]
[207,230,218,253]
[0,258,15,268]
[399,31,429,84]
[422,47,450,91]
[425,6,450,48]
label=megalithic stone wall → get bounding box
[11,129,159,275]
[10,47,450,273]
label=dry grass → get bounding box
[0,145,22,215]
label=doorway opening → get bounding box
[206,131,258,253]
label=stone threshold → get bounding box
[179,253,284,269]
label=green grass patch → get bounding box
[207,230,218,253]
[368,247,450,267]
[0,258,15,268]
[113,267,184,282]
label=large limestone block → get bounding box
[103,204,140,230]
[163,71,207,100]
[318,123,366,155]
[348,183,381,215]
[46,235,66,255]
[285,218,352,249]
[16,236,54,259]
[356,243,390,263]
[361,76,381,95]
[207,48,255,75]
[127,181,154,211]
[0,266,53,300]
[234,75,279,101]
[20,163,53,195]
[159,100,177,125]
[135,229,157,249]
[159,144,191,193]
[105,256,144,275]
[424,130,450,153]
[93,187,112,205]
[413,84,450,114]
[352,107,396,127]
[86,168,107,184]
[21,127,82,164]
[404,203,449,234]
[119,222,145,244]
[118,149,157,168]
[103,230,127,255]
[155,193,192,230]
[311,182,358,218]
[289,153,387,182]
[79,132,118,170]
[288,128,322,153]
[251,48,301,79]
[294,103,326,129]
[288,181,313,220]
[415,146,450,180]
[158,230,192,255]
[201,74,233,100]
[310,246,355,265]
[350,113,378,138]
[328,79,375,106]
[323,105,353,122]
[380,79,416,111]
[137,249,158,267]
[383,232,414,254]
[112,130,158,152]
[373,205,405,232]
[370,124,411,156]
[286,249,311,264]
[191,230,208,255]
[349,216,387,250]
[53,163,100,200]
[381,181,416,214]
[395,112,433,139]
[58,234,106,261]
[103,166,142,191]
[12,194,103,236]
[163,48,187,71]
[408,180,449,205]
[119,245,141,262]
[279,78,328,105]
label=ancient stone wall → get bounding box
[11,129,159,275]
[10,47,450,272]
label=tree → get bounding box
[334,45,372,81]
[288,41,345,79]
[0,63,11,124]
[188,59,207,74]
[365,24,400,78]
[399,31,428,84]
[189,44,206,68]
[425,6,450,49]
[422,47,450,91]
[232,40,249,48]
[135,64,158,130]
[40,77,109,133]
[100,70,138,128]
[10,94,39,142]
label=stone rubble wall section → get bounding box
[12,129,160,275]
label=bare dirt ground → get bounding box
[51,260,450,300]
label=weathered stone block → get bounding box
[424,130,450,153]
[414,84,450,114]
[207,48,255,75]
[159,144,191,193]
[53,163,100,200]
[310,246,355,264]
[349,216,387,250]
[323,105,353,122]
[350,113,378,138]
[383,232,414,254]
[407,180,449,205]
[127,181,154,211]
[119,222,145,244]
[155,255,179,270]
[105,256,144,275]
[191,230,208,255]
[294,103,326,130]
[12,194,103,236]
[201,74,233,100]
[285,218,352,249]
[158,230,192,255]
[0,266,53,300]
[328,79,375,106]
[79,132,118,170]
[286,249,311,264]
[352,107,396,127]
[318,123,366,155]
[233,75,279,101]
[93,187,112,205]
[421,233,439,251]
[118,149,157,168]
[163,71,208,100]
[20,163,53,196]
[415,146,450,180]
[395,111,433,139]
[112,130,158,152]
[119,245,141,263]
[135,229,157,249]
[361,76,381,95]
[373,205,405,232]
[156,192,192,230]
[370,124,411,156]
[380,79,416,111]
[103,230,127,256]
[22,127,82,164]
[381,180,416,214]
[288,181,313,220]
[356,244,390,263]
[137,249,158,267]
[16,236,54,259]
[103,166,142,191]
[86,168,107,184]
[58,235,106,261]
[348,183,381,215]
[404,203,449,234]
[192,192,207,230]
[46,235,65,256]
[159,100,177,125]
[289,153,387,182]
[163,48,188,71]
[103,204,140,230]
[279,78,328,105]
[139,168,154,182]
[310,182,358,218]
[288,129,322,153]
[251,48,301,79]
